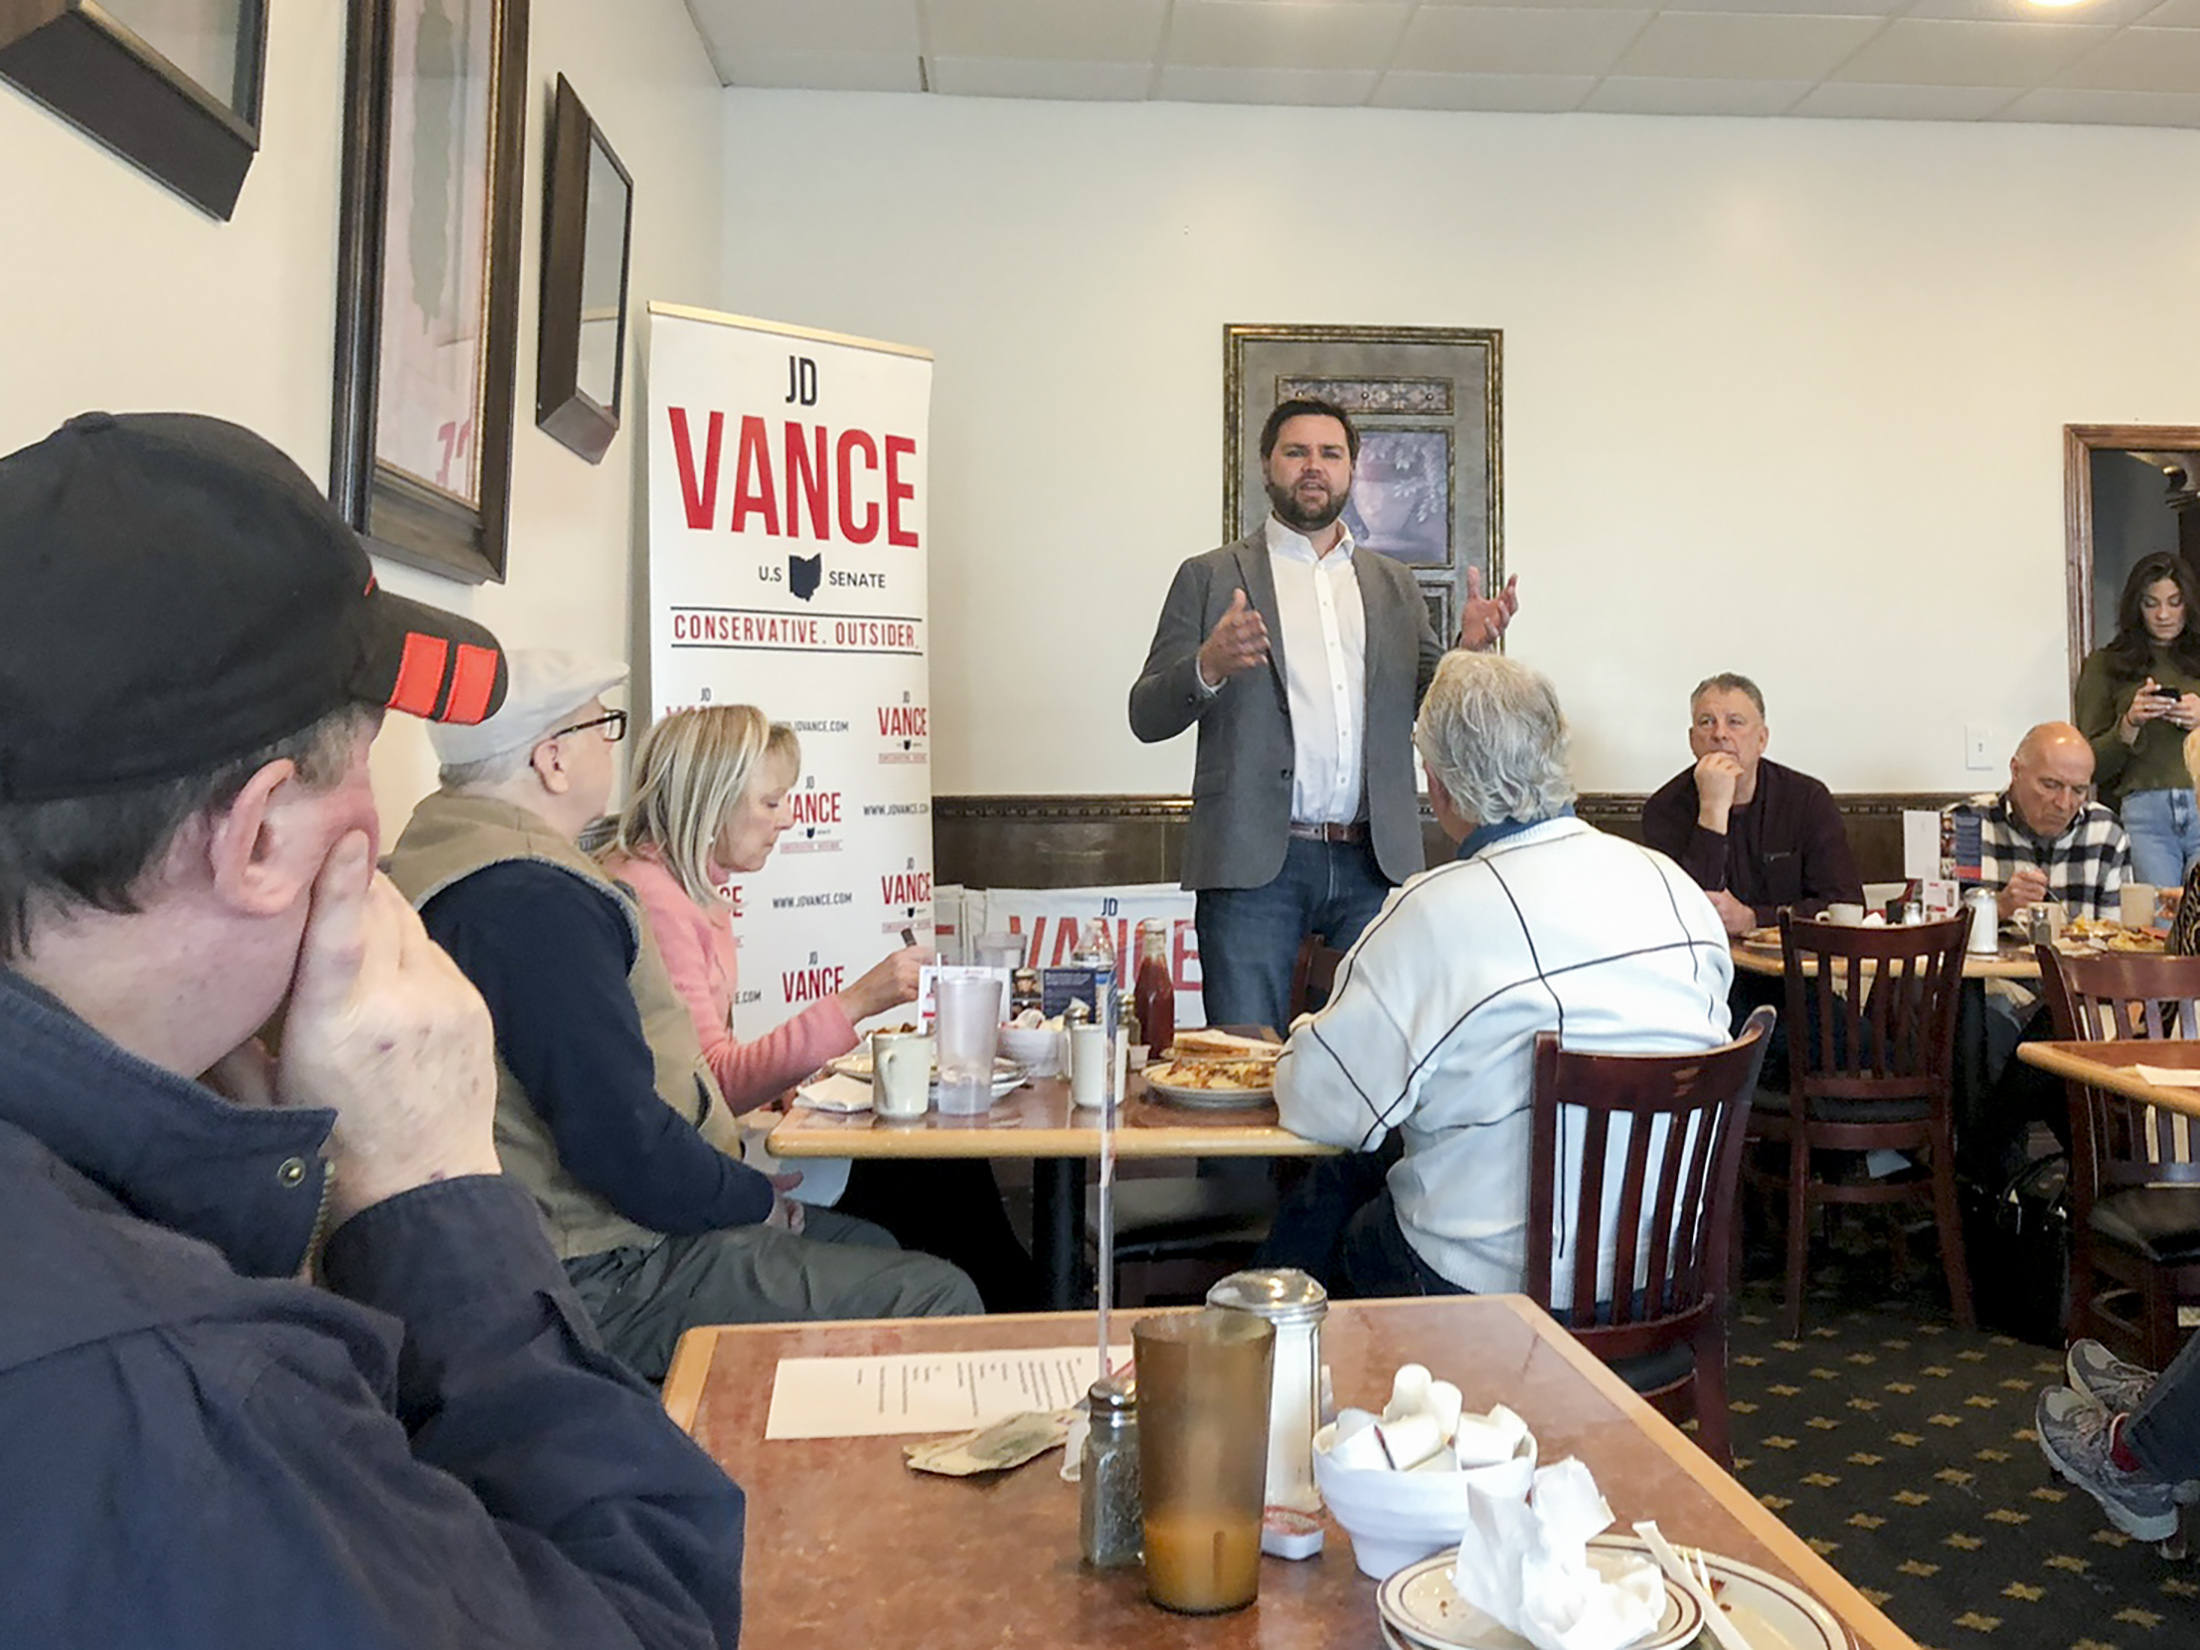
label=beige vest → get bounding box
[384,791,744,1260]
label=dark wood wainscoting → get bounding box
[934,792,1972,891]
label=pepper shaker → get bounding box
[1078,1376,1141,1569]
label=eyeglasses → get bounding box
[551,709,628,743]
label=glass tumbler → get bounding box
[1134,1308,1275,1614]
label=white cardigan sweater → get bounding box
[1274,816,1735,1298]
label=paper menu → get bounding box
[765,1344,1134,1440]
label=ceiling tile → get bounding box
[1165,1,1413,72]
[1830,18,2113,85]
[926,55,1154,98]
[687,0,919,55]
[717,49,925,92]
[1417,0,1659,10]
[921,0,1168,61]
[2137,0,2200,25]
[1372,69,1599,110]
[1393,7,1649,75]
[1788,80,2022,116]
[1910,0,2160,21]
[1584,74,1814,112]
[1995,83,2200,121]
[2054,25,2200,89]
[1631,0,1901,12]
[1154,63,1384,103]
[1611,13,1888,81]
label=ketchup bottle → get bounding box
[1132,920,1175,1058]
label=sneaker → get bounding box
[2036,1386,2180,1542]
[2067,1340,2156,1415]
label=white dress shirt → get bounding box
[1265,514,1367,826]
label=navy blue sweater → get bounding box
[421,860,774,1236]
[0,967,746,1648]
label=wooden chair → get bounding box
[1287,934,1346,1022]
[1525,1006,1773,1469]
[1746,913,1973,1339]
[2036,946,2200,1369]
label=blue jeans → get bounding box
[1195,837,1392,1034]
[2120,787,2200,890]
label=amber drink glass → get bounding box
[1134,1309,1275,1614]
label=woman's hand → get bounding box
[838,943,930,1023]
[2124,679,2174,742]
[2174,693,2200,732]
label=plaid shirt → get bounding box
[1945,791,2131,922]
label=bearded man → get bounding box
[1130,397,1521,1035]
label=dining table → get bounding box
[1728,935,2042,982]
[2015,1036,2200,1122]
[766,1069,1338,1310]
[663,1295,1919,1650]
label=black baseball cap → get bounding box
[0,411,508,802]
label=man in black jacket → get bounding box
[0,413,746,1648]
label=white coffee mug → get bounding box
[1825,902,1866,926]
[2121,883,2160,930]
[872,1030,934,1120]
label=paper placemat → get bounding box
[766,1345,1133,1439]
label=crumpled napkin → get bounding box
[792,1073,876,1114]
[1451,1457,1663,1650]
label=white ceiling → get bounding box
[680,0,2200,127]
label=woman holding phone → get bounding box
[2075,552,2200,889]
[600,704,1039,1310]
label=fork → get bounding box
[1632,1521,1751,1650]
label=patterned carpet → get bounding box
[1726,1272,2200,1650]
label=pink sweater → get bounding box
[601,847,859,1113]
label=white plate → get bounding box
[1687,1548,1849,1650]
[827,1052,1025,1099]
[1141,1059,1275,1109]
[1377,1537,1701,1650]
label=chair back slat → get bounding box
[1526,1007,1774,1332]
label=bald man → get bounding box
[1947,722,2132,924]
[1946,723,2133,1180]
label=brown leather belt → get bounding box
[1288,820,1367,844]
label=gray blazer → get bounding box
[1128,529,1444,892]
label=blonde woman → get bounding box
[601,705,1039,1310]
[600,707,921,1108]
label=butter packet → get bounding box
[903,1409,1075,1477]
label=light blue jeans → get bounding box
[2119,787,2200,890]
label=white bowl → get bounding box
[1313,1421,1538,1579]
[997,1025,1062,1077]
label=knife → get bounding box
[1632,1520,1752,1650]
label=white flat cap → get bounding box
[427,648,628,767]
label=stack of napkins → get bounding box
[792,1073,876,1113]
[1451,1458,1663,1650]
[1326,1363,1532,1474]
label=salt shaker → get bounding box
[1078,1376,1141,1569]
[1207,1267,1328,1555]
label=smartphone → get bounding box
[2150,685,2182,700]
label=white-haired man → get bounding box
[1263,652,1735,1298]
[385,649,980,1382]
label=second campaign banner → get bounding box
[644,302,935,1052]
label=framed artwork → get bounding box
[0,0,266,218]
[1225,324,1503,645]
[331,0,529,585]
[535,73,633,464]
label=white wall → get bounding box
[0,0,725,840]
[716,93,2200,797]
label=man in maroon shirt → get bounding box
[1640,672,1863,935]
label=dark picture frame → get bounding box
[1226,324,1503,645]
[535,73,633,465]
[0,0,266,219]
[331,0,529,585]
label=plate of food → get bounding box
[2056,918,2166,955]
[825,1050,1027,1099]
[1740,926,1782,949]
[1143,1029,1283,1109]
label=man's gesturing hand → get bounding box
[277,832,501,1225]
[1197,588,1271,687]
[1457,567,1520,651]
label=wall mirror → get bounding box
[2064,423,2200,681]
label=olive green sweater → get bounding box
[2073,645,2200,807]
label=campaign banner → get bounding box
[969,884,1207,1030]
[645,303,934,1046]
